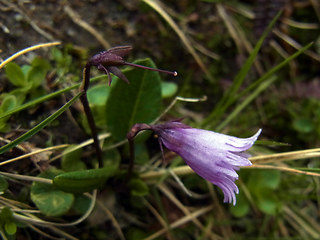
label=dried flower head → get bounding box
[127,121,261,205]
[88,45,177,85]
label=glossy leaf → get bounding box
[53,167,117,193]
[87,84,110,106]
[31,169,74,217]
[106,58,162,140]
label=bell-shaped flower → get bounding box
[127,121,261,205]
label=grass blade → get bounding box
[203,10,282,127]
[216,76,277,131]
[0,91,83,154]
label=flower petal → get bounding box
[152,122,261,205]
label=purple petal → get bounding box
[154,125,261,205]
[107,45,132,57]
[107,66,129,84]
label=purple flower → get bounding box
[127,121,261,205]
[88,46,177,85]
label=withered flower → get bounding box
[88,46,177,85]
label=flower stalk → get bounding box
[80,46,177,168]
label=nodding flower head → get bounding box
[127,121,261,205]
[88,45,177,85]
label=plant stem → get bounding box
[80,66,103,168]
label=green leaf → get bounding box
[106,58,162,141]
[0,95,17,132]
[292,118,314,133]
[0,95,16,113]
[27,57,51,88]
[87,84,110,106]
[61,145,86,172]
[248,170,281,192]
[51,47,63,62]
[230,191,250,217]
[53,167,117,193]
[103,147,121,169]
[5,62,26,87]
[30,169,74,217]
[161,81,177,98]
[133,143,149,165]
[129,178,149,197]
[8,88,28,105]
[72,195,92,215]
[256,189,280,215]
[4,222,16,235]
[0,176,8,192]
[0,207,13,223]
[21,65,31,76]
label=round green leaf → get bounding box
[30,169,74,217]
[31,190,74,217]
[5,221,17,235]
[161,81,178,98]
[53,167,117,193]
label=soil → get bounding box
[0,0,197,69]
